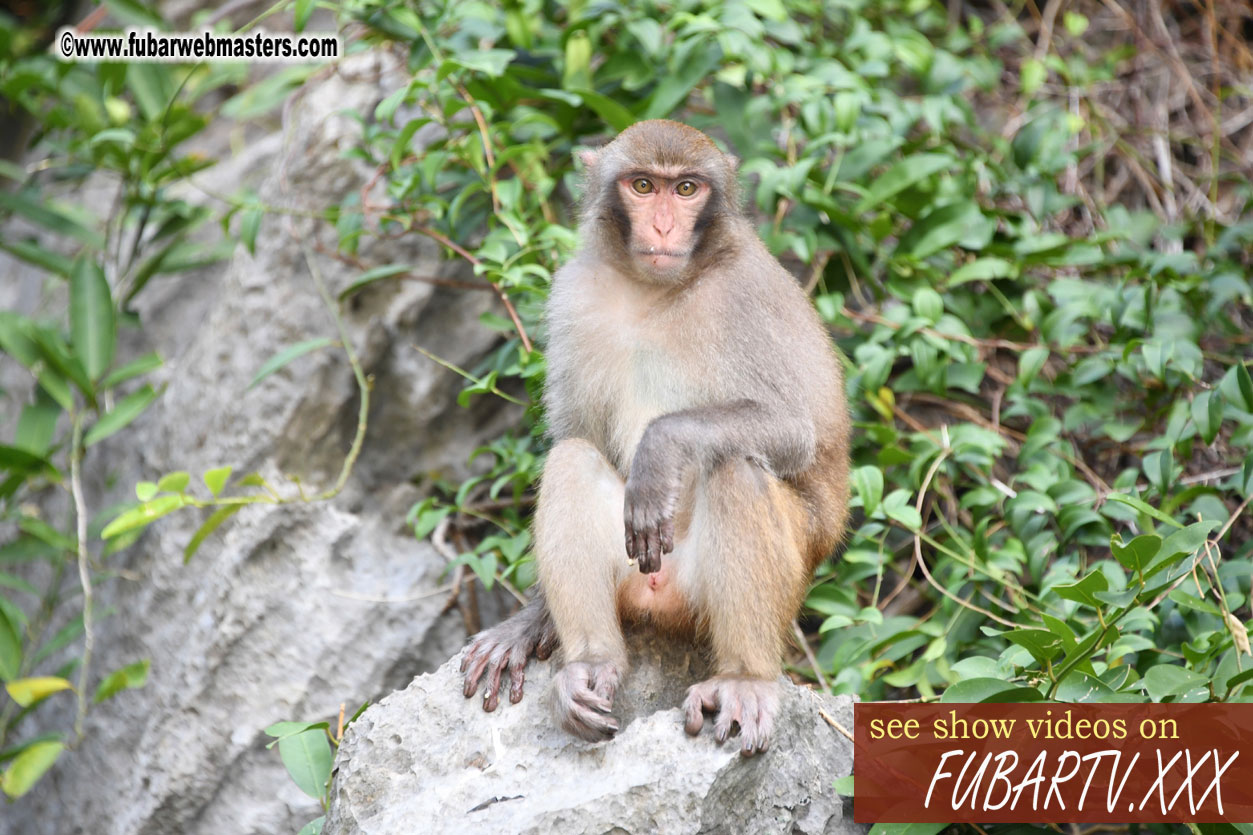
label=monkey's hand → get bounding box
[553,660,622,742]
[683,676,779,757]
[624,430,681,574]
[461,601,558,711]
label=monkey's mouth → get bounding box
[635,247,689,265]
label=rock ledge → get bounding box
[325,635,863,835]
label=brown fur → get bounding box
[462,121,850,754]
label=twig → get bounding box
[301,246,372,500]
[410,226,533,353]
[819,708,854,742]
[69,414,94,742]
[792,620,830,694]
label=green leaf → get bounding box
[293,0,313,30]
[184,505,242,563]
[1237,363,1253,412]
[126,63,174,121]
[297,817,325,835]
[869,823,947,835]
[1,741,63,798]
[248,338,336,390]
[135,482,158,501]
[157,471,190,493]
[1020,58,1047,95]
[1141,665,1209,702]
[1053,570,1109,609]
[239,206,262,256]
[264,720,330,742]
[278,728,334,801]
[1192,391,1223,445]
[947,257,1013,286]
[896,201,989,259]
[563,31,592,90]
[1105,493,1184,529]
[203,466,233,497]
[337,265,410,301]
[0,607,21,681]
[70,258,116,382]
[881,490,922,530]
[101,495,186,539]
[0,191,103,248]
[643,40,722,120]
[831,775,854,796]
[1110,533,1162,573]
[1017,346,1049,386]
[571,88,636,132]
[942,677,1027,702]
[101,352,162,389]
[0,239,75,277]
[93,659,150,703]
[852,466,884,517]
[0,444,51,476]
[439,49,516,78]
[1003,628,1064,663]
[84,384,159,447]
[856,154,952,212]
[5,676,72,707]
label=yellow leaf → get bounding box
[5,676,73,707]
[1226,613,1250,655]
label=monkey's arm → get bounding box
[624,398,815,571]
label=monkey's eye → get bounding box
[631,178,654,194]
[675,180,699,197]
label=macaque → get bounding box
[461,120,849,756]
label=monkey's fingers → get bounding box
[660,518,675,554]
[713,689,753,745]
[561,701,619,742]
[682,683,718,736]
[535,630,557,661]
[482,652,508,712]
[740,703,775,757]
[462,646,493,698]
[508,660,527,704]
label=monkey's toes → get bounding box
[554,661,622,743]
[682,677,778,757]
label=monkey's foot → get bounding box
[553,660,622,742]
[461,613,558,712]
[683,676,779,757]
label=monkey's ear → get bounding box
[578,150,599,169]
[724,154,741,171]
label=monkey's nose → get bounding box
[652,214,674,237]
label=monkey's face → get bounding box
[615,171,712,279]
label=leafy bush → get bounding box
[2,0,1252,826]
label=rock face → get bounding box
[325,635,862,835]
[1,51,516,835]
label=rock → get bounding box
[2,50,515,835]
[325,635,863,835]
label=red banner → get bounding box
[854,703,1253,823]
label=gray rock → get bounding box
[326,635,863,835]
[2,50,514,835]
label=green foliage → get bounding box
[332,0,1253,721]
[0,2,238,797]
[2,0,1250,822]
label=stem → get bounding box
[69,412,94,741]
[301,245,371,499]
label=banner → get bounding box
[854,703,1253,823]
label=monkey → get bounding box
[460,119,849,756]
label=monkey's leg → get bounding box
[678,458,807,757]
[461,591,558,711]
[535,437,632,742]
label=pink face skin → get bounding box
[618,174,710,274]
